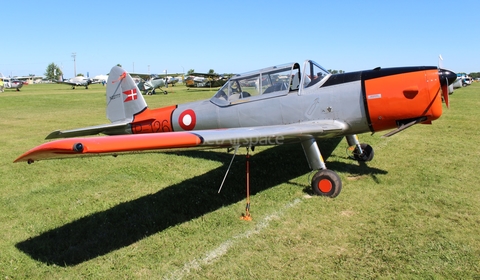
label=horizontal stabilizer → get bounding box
[45,122,131,139]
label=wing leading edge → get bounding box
[15,120,346,163]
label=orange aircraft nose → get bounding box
[364,66,454,133]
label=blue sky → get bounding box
[1,0,478,78]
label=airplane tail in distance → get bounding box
[106,66,148,123]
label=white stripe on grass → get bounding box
[164,198,303,280]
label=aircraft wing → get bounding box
[129,73,153,80]
[15,120,346,163]
[54,80,79,86]
[156,73,184,78]
[189,73,221,78]
[130,73,183,79]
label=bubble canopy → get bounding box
[210,60,330,106]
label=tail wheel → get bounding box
[351,143,374,162]
[311,169,342,197]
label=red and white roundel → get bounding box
[178,109,196,130]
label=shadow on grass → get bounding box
[15,137,386,266]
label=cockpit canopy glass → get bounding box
[210,60,330,106]
[303,60,330,88]
[211,63,299,106]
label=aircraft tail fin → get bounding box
[106,66,148,123]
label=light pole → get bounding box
[71,52,76,77]
[164,69,168,88]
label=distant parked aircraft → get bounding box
[54,73,99,89]
[130,72,182,95]
[185,73,230,88]
[0,73,23,91]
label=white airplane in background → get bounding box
[135,75,167,95]
[130,72,181,95]
[54,73,99,89]
[0,73,23,91]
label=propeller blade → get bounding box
[441,82,449,109]
[438,68,457,109]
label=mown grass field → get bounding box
[1,82,479,279]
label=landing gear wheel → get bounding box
[163,90,168,94]
[311,169,342,197]
[349,143,374,162]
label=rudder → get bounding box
[106,66,148,123]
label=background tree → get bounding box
[187,69,195,75]
[469,72,479,79]
[208,69,216,75]
[44,63,62,80]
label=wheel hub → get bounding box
[318,179,332,193]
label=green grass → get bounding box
[1,82,479,279]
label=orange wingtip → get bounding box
[14,132,203,163]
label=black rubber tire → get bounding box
[353,144,374,162]
[311,169,342,198]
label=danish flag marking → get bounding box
[123,88,138,102]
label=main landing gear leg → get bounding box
[301,138,342,197]
[345,134,374,162]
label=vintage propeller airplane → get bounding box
[1,77,23,91]
[136,76,167,95]
[54,73,99,89]
[15,60,456,198]
[185,72,230,88]
[131,72,181,95]
[1,73,24,91]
